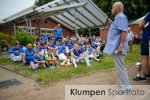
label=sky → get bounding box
[0,0,36,20]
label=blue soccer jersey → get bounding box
[72,49,83,57]
[9,47,24,56]
[40,36,48,42]
[32,55,42,64]
[82,47,92,52]
[9,47,24,53]
[91,44,98,50]
[66,42,74,49]
[24,48,34,59]
[58,46,66,55]
[55,27,62,38]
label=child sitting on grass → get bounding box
[30,50,47,72]
[90,40,101,62]
[44,49,57,68]
[58,43,71,66]
[71,44,91,68]
[37,42,47,58]
[47,40,58,56]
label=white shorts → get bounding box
[89,54,94,58]
[65,47,69,54]
[11,53,22,61]
[59,53,67,61]
[65,47,73,54]
[40,49,48,55]
[34,64,39,68]
[30,63,39,68]
[13,56,22,61]
[75,58,80,63]
[71,57,80,63]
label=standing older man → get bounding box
[103,2,131,90]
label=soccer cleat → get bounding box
[60,63,65,66]
[133,76,146,81]
[33,68,37,72]
[75,65,78,68]
[87,63,92,67]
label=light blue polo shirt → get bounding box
[103,12,128,55]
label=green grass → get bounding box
[0,45,140,85]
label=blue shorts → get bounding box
[55,37,62,41]
[25,58,32,65]
[140,40,149,55]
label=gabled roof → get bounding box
[131,16,145,24]
[0,0,108,30]
[0,5,37,24]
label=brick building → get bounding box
[0,18,73,37]
[0,0,107,38]
[99,24,141,42]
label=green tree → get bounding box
[35,0,54,6]
[93,0,150,20]
[34,0,150,37]
[0,32,13,52]
[35,0,150,20]
[0,33,5,52]
[13,30,35,46]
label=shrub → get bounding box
[0,32,5,40]
[0,32,5,52]
[0,32,13,52]
[5,34,13,46]
[13,30,35,46]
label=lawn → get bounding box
[0,45,140,85]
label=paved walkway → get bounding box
[0,65,150,100]
[0,67,39,100]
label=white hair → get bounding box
[113,2,124,11]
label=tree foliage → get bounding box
[35,0,150,20]
[35,0,150,36]
[0,32,13,52]
[35,0,54,6]
[13,30,35,46]
[92,0,150,20]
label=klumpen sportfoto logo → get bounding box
[65,85,150,100]
[70,88,145,97]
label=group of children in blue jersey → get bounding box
[9,33,105,72]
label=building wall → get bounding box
[0,18,73,37]
[99,24,141,41]
[128,24,141,38]
[0,26,15,35]
[99,27,109,41]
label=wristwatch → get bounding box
[120,44,123,47]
